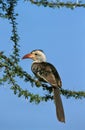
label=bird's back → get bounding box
[31,62,62,87]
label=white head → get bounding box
[22,49,46,62]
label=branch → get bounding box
[7,0,20,64]
[25,0,85,9]
[0,52,85,103]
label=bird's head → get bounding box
[22,49,46,62]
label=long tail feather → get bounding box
[53,87,65,122]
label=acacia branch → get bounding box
[0,52,85,103]
[25,0,85,9]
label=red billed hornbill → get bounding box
[22,49,65,123]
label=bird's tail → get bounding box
[53,87,65,123]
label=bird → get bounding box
[22,49,65,123]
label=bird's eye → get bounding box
[35,53,38,55]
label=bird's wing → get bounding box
[31,62,62,87]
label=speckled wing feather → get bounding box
[31,62,62,87]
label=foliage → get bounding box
[0,0,85,103]
[27,0,85,9]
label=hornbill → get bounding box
[22,49,65,123]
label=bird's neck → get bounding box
[33,60,45,63]
[33,56,46,63]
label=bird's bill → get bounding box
[22,53,33,59]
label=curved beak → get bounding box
[22,53,33,59]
